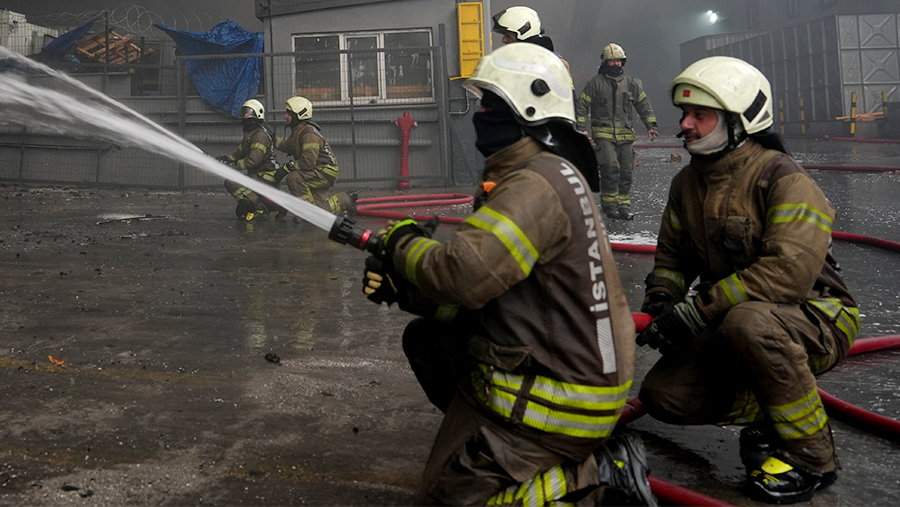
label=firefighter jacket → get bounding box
[227,126,278,173]
[274,122,340,185]
[391,136,635,457]
[575,73,657,144]
[646,139,859,358]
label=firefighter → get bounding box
[576,43,658,220]
[362,43,656,506]
[274,96,356,223]
[218,99,287,221]
[636,56,859,504]
[491,6,572,83]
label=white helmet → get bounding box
[671,56,773,134]
[601,43,626,64]
[464,43,573,125]
[491,6,542,41]
[241,99,265,120]
[286,96,313,120]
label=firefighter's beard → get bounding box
[686,110,737,155]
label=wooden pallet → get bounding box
[76,29,153,64]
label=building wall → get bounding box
[0,9,59,55]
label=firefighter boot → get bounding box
[234,198,254,219]
[616,206,635,220]
[244,199,269,221]
[740,422,776,473]
[602,204,620,219]
[594,432,658,506]
[748,455,837,504]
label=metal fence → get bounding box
[0,40,452,189]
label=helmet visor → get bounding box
[240,106,257,119]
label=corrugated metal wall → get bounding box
[704,13,900,135]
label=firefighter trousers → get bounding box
[402,318,609,506]
[285,168,352,214]
[594,139,634,209]
[638,301,842,472]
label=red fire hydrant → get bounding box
[396,112,417,189]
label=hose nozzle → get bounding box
[329,214,384,257]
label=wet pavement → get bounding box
[1,136,899,505]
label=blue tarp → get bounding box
[31,22,94,62]
[155,20,264,117]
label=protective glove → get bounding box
[382,216,439,256]
[647,128,659,141]
[641,291,676,317]
[362,255,408,305]
[636,296,708,354]
[216,155,234,165]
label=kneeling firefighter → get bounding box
[274,96,356,223]
[361,43,657,506]
[637,56,859,504]
[218,99,288,221]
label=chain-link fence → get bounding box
[0,39,452,189]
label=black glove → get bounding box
[382,217,439,255]
[216,155,234,164]
[636,296,708,354]
[362,255,410,306]
[641,291,676,317]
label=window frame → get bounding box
[291,28,435,107]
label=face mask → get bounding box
[473,108,522,157]
[599,64,624,77]
[242,117,259,131]
[686,110,730,155]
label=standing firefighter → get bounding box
[363,43,655,506]
[218,99,287,221]
[274,96,356,223]
[576,43,658,220]
[637,56,859,504]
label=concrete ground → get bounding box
[1,137,899,506]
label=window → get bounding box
[293,29,434,105]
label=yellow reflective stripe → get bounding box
[232,187,252,200]
[522,401,619,439]
[487,464,570,507]
[808,298,859,345]
[580,92,592,103]
[401,237,440,285]
[302,142,320,150]
[766,203,833,233]
[768,389,828,440]
[719,273,750,305]
[531,377,631,411]
[433,305,458,322]
[319,163,339,178]
[478,364,626,439]
[721,390,762,425]
[664,207,682,231]
[260,170,278,183]
[326,195,342,214]
[250,142,268,152]
[653,268,685,292]
[464,206,539,277]
[637,91,646,101]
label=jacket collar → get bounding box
[483,137,546,180]
[691,139,764,176]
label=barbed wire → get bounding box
[29,3,226,38]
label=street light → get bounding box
[707,10,719,24]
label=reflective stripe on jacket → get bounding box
[575,73,656,144]
[274,123,340,184]
[230,127,277,172]
[646,140,858,356]
[392,137,635,450]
